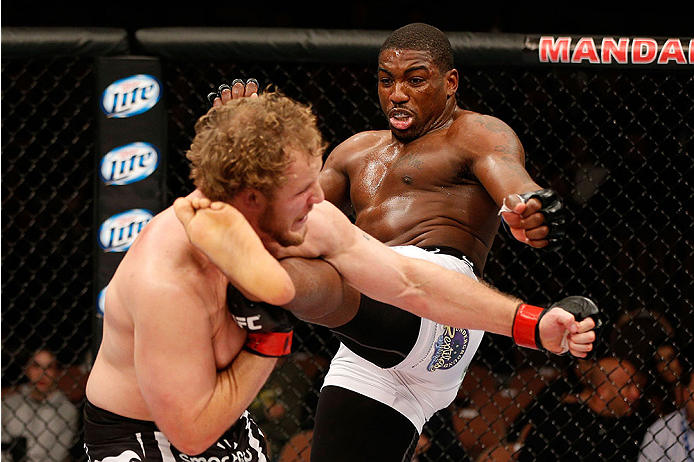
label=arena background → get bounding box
[2,6,693,462]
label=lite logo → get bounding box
[101,74,161,118]
[96,285,108,317]
[100,142,160,185]
[98,209,154,252]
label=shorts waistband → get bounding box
[418,246,479,276]
[83,399,159,441]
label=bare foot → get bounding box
[174,197,242,248]
[173,196,208,232]
[173,196,295,306]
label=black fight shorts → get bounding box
[83,400,268,462]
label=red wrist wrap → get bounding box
[512,304,544,350]
[245,331,293,357]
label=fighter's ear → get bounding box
[237,187,267,211]
[445,69,459,97]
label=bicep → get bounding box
[132,286,218,427]
[467,117,541,205]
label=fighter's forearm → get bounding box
[395,256,519,336]
[159,352,277,454]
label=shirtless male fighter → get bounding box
[208,23,574,461]
[311,22,569,462]
[83,88,319,462]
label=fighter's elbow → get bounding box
[171,438,208,456]
[162,423,223,455]
[151,405,222,455]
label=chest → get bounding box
[348,144,472,200]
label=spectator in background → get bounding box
[638,365,694,462]
[413,407,471,462]
[609,309,684,416]
[516,355,646,461]
[2,349,79,462]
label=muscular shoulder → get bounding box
[324,130,390,166]
[338,130,390,150]
[448,110,524,160]
[111,208,221,307]
[453,111,516,134]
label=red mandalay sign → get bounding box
[538,37,693,65]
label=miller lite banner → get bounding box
[94,57,167,350]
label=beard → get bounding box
[258,202,306,247]
[391,128,419,142]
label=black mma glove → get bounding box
[517,188,566,251]
[512,295,602,357]
[226,285,295,357]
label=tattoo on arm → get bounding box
[490,140,529,181]
[475,117,507,133]
[493,144,518,156]
[494,152,528,177]
[474,115,529,179]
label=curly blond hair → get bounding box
[187,91,326,201]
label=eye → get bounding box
[297,182,314,196]
[379,77,393,86]
[410,77,425,85]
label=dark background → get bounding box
[2,2,692,37]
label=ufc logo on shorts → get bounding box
[233,315,262,330]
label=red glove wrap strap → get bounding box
[512,304,544,350]
[245,331,293,357]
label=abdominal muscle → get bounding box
[354,190,501,272]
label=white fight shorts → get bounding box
[321,245,485,432]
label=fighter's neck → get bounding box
[429,99,460,131]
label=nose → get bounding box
[310,181,324,204]
[390,82,409,104]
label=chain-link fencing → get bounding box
[2,28,692,462]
